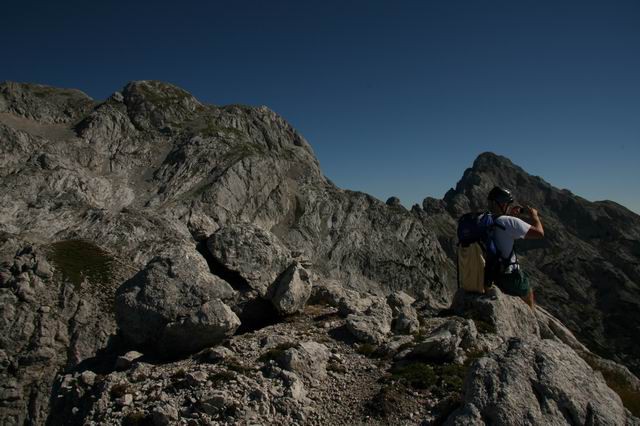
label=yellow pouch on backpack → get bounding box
[458,243,485,294]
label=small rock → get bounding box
[118,394,133,406]
[186,371,208,387]
[115,351,144,370]
[198,346,234,363]
[151,404,179,426]
[80,371,96,387]
[111,91,124,103]
[34,260,53,278]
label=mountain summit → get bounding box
[1,82,638,425]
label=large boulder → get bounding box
[446,338,638,425]
[346,298,393,344]
[115,248,239,355]
[207,223,292,298]
[451,287,540,340]
[271,262,312,315]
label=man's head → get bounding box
[487,186,514,214]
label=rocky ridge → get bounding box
[0,81,638,425]
[420,152,640,376]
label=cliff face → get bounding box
[421,152,640,376]
[0,82,638,425]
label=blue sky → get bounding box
[2,0,639,213]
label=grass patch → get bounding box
[258,343,297,363]
[122,411,153,426]
[222,142,267,163]
[390,362,437,390]
[327,362,347,374]
[390,361,468,396]
[225,358,253,375]
[210,370,236,383]
[47,240,115,288]
[356,343,384,358]
[200,120,244,138]
[137,82,192,106]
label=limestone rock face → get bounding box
[0,237,119,426]
[446,338,636,426]
[115,248,239,355]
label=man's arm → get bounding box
[524,207,544,239]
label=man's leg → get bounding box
[521,289,535,309]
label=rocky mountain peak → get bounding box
[117,80,203,132]
[471,151,517,171]
[0,81,95,124]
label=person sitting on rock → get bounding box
[487,186,544,308]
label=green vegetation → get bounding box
[258,343,297,363]
[222,142,267,163]
[224,358,253,375]
[122,411,152,426]
[210,370,236,383]
[137,83,191,106]
[389,350,486,395]
[390,362,437,390]
[47,240,115,288]
[356,343,383,358]
[200,120,244,138]
[327,361,347,374]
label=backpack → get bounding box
[456,212,505,293]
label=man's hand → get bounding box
[524,205,544,239]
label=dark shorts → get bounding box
[497,269,530,297]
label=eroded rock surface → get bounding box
[1,81,639,425]
[447,338,636,426]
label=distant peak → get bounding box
[472,152,516,171]
[122,80,200,107]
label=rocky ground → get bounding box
[1,80,639,425]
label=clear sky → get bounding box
[2,0,639,213]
